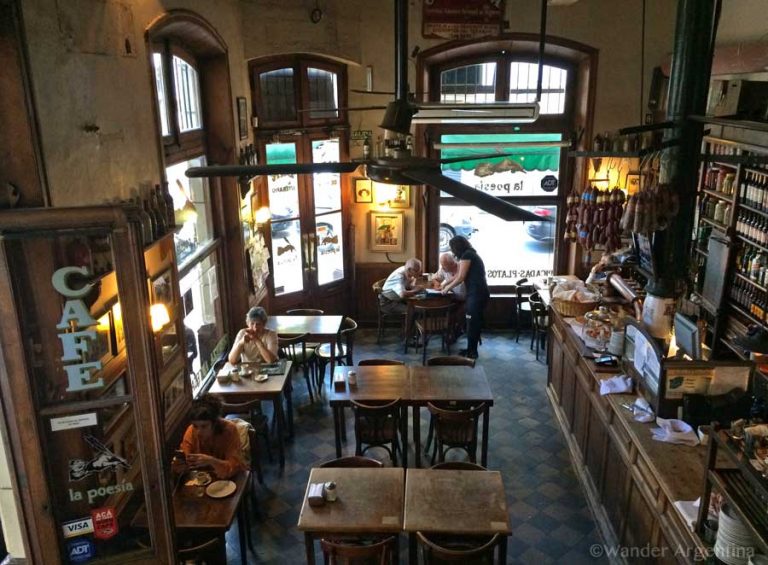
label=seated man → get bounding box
[432,252,466,343]
[380,257,423,314]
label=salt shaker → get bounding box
[324,481,337,502]
[347,370,357,385]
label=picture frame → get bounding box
[150,269,175,309]
[626,172,641,195]
[369,211,404,253]
[237,96,249,140]
[389,185,410,209]
[354,178,373,203]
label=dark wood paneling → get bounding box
[622,479,657,564]
[601,436,629,534]
[572,375,590,452]
[355,262,396,326]
[585,405,607,494]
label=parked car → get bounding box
[526,206,557,241]
[439,219,477,252]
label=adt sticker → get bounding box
[540,175,558,192]
[67,538,94,563]
[91,506,118,540]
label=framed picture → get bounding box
[390,185,410,208]
[237,96,249,140]
[150,270,175,309]
[354,178,373,203]
[112,302,125,354]
[369,211,404,253]
[626,172,641,195]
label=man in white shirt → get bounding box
[432,252,465,301]
[380,257,423,314]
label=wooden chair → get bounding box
[320,535,397,565]
[373,278,406,344]
[316,316,358,392]
[351,399,402,465]
[529,292,549,361]
[427,402,487,464]
[513,278,535,343]
[430,461,487,471]
[278,332,316,403]
[426,355,476,368]
[319,455,384,468]
[413,302,454,365]
[416,531,502,564]
[221,402,272,483]
[358,359,405,366]
[285,308,325,315]
[140,533,223,565]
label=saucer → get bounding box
[255,374,269,383]
[206,480,236,498]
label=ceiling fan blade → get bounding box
[402,168,545,222]
[186,162,363,180]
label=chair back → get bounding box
[427,356,476,368]
[529,293,548,323]
[414,302,453,336]
[286,308,324,315]
[514,278,535,302]
[430,461,487,471]
[358,359,404,366]
[372,278,386,299]
[320,535,396,565]
[278,332,309,361]
[416,531,500,564]
[227,417,253,466]
[351,399,401,445]
[319,456,383,468]
[427,402,486,454]
[338,316,358,363]
[176,535,223,564]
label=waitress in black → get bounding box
[441,235,489,359]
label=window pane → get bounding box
[439,204,555,286]
[172,56,202,131]
[259,67,296,122]
[179,254,225,396]
[153,53,170,136]
[166,157,214,267]
[439,133,562,198]
[308,67,339,119]
[508,62,567,114]
[312,138,342,212]
[440,63,496,104]
[316,211,344,285]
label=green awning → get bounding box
[440,133,561,172]
[266,143,297,165]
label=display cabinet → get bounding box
[0,206,183,563]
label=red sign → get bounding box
[91,506,118,540]
[422,0,505,40]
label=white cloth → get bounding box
[631,397,655,423]
[434,267,466,300]
[381,266,411,301]
[651,417,700,446]
[600,374,633,396]
[231,328,278,363]
[673,498,700,532]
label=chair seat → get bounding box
[315,343,348,360]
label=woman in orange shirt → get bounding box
[179,395,246,479]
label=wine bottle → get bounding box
[162,182,176,229]
[129,191,154,245]
[151,185,167,236]
[141,191,159,241]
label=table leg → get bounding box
[286,386,295,439]
[329,340,336,388]
[401,405,408,468]
[237,505,247,565]
[273,397,285,469]
[408,532,417,564]
[333,406,342,457]
[304,532,315,564]
[413,406,421,468]
[499,534,508,564]
[393,534,400,565]
[404,303,414,353]
[481,406,490,467]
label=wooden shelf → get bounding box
[700,216,730,232]
[737,234,768,253]
[739,203,768,219]
[694,247,709,258]
[709,469,768,555]
[702,188,735,202]
[720,337,748,360]
[729,302,765,327]
[735,272,768,293]
[708,160,739,170]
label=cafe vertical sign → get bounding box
[422,0,505,40]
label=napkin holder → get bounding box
[308,482,326,507]
[333,373,346,392]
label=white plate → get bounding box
[255,374,269,383]
[206,480,236,498]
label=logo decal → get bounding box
[69,434,130,482]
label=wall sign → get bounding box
[51,413,98,432]
[422,0,504,40]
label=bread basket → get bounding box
[552,298,599,317]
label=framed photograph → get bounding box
[626,172,641,195]
[369,211,404,253]
[150,270,175,309]
[389,185,410,208]
[112,302,125,354]
[237,97,249,140]
[354,178,373,203]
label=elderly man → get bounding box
[432,252,465,301]
[380,257,423,314]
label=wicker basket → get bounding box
[552,299,598,317]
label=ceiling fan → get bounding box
[186,0,553,223]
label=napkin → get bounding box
[600,374,633,396]
[631,397,655,423]
[673,498,700,532]
[651,417,700,446]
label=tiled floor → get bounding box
[224,328,607,564]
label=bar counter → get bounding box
[546,307,710,563]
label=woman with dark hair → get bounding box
[178,394,246,479]
[441,235,489,359]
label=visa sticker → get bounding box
[67,538,94,563]
[61,517,94,539]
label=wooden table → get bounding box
[297,467,404,564]
[408,365,494,467]
[267,315,344,381]
[404,469,510,563]
[328,365,410,467]
[208,361,293,468]
[134,470,251,564]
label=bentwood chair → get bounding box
[315,316,358,393]
[278,332,316,403]
[373,278,406,344]
[529,292,549,362]
[320,535,397,565]
[430,461,487,471]
[427,402,487,464]
[358,359,405,366]
[351,399,402,465]
[139,533,223,565]
[513,278,535,342]
[285,308,324,316]
[221,402,271,483]
[416,531,502,564]
[319,455,384,468]
[423,356,476,455]
[413,302,454,365]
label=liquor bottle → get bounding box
[723,203,731,225]
[740,176,748,202]
[141,191,158,241]
[752,251,764,281]
[714,200,725,223]
[700,195,709,219]
[129,191,154,244]
[151,185,167,236]
[162,181,176,229]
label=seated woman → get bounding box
[178,395,246,479]
[227,306,279,365]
